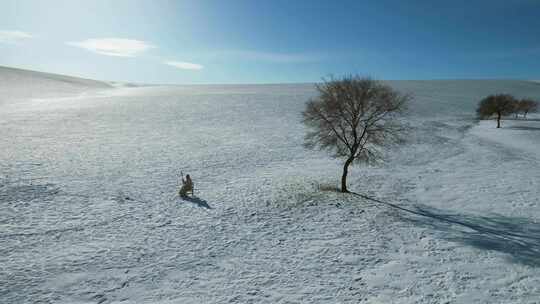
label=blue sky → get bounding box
[1,0,539,84]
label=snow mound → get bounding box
[0,66,111,105]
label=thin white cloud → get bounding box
[0,30,33,44]
[164,61,204,70]
[66,38,155,57]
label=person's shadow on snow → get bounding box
[182,196,212,209]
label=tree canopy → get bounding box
[302,76,410,192]
[477,94,517,128]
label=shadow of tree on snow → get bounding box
[507,125,540,131]
[399,205,540,267]
[352,192,540,267]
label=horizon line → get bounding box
[1,64,538,87]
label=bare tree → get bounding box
[517,98,538,119]
[476,94,517,128]
[302,76,409,193]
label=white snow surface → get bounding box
[2,71,540,303]
[0,66,112,105]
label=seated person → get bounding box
[179,174,194,197]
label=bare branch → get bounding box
[302,75,409,192]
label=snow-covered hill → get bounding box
[0,66,111,105]
[1,71,540,303]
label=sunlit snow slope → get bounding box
[0,66,111,105]
[2,68,540,303]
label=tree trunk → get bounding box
[497,111,501,128]
[341,156,354,193]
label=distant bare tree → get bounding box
[476,94,517,128]
[302,76,410,193]
[517,98,538,119]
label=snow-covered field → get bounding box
[2,68,540,303]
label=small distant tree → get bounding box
[302,76,410,193]
[476,94,517,128]
[517,98,538,119]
